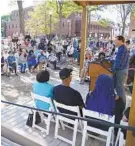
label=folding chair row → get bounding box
[31,93,115,146]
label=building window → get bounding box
[9,25,10,29]
[63,22,64,27]
[16,24,17,28]
[12,24,14,28]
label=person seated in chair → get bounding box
[48,52,57,70]
[37,50,47,71]
[33,70,54,110]
[95,52,106,63]
[7,51,18,75]
[53,68,84,116]
[1,52,5,74]
[86,74,125,131]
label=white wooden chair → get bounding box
[31,92,54,135]
[115,121,128,146]
[54,100,82,146]
[119,132,125,146]
[81,108,115,146]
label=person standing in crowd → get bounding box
[72,37,79,62]
[80,51,92,84]
[53,68,84,115]
[67,43,74,64]
[112,36,129,104]
[55,42,63,62]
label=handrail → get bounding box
[1,100,135,133]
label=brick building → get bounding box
[6,6,33,37]
[6,7,111,39]
[53,12,112,39]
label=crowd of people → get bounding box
[1,36,82,75]
[32,35,134,139]
[1,34,135,140]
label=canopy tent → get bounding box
[73,1,135,146]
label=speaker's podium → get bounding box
[88,59,113,91]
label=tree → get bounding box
[17,1,25,36]
[54,0,82,39]
[87,5,106,37]
[26,0,82,38]
[98,18,113,28]
[9,0,25,36]
[113,4,134,36]
[1,15,11,37]
[25,1,58,36]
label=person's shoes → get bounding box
[15,73,18,76]
[79,80,84,84]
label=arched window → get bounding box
[63,22,64,27]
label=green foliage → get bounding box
[25,1,58,35]
[1,15,11,22]
[1,15,11,37]
[98,18,113,28]
[132,4,135,17]
[26,0,82,36]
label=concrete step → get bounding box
[1,123,46,146]
[1,136,21,146]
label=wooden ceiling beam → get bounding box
[73,0,135,6]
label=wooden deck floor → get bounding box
[1,98,105,146]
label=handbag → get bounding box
[26,110,41,127]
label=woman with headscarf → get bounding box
[85,74,125,132]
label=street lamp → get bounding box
[49,10,53,37]
[67,20,70,37]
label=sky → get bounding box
[0,0,119,23]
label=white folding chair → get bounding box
[81,108,115,146]
[119,132,125,146]
[54,100,82,146]
[115,121,128,146]
[31,92,54,135]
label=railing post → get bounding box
[126,75,135,146]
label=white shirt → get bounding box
[56,45,63,53]
[67,45,74,55]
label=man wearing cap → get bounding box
[53,68,84,115]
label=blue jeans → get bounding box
[115,69,128,103]
[19,63,26,73]
[73,49,78,60]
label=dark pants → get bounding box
[56,52,62,62]
[50,61,57,70]
[9,63,17,74]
